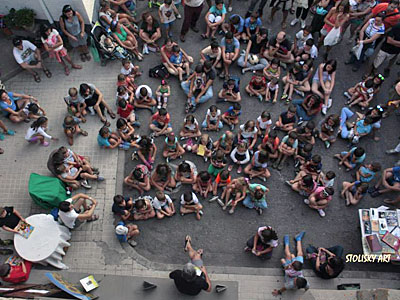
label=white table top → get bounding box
[14,214,63,262]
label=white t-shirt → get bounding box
[184,0,204,7]
[295,30,312,49]
[309,45,318,59]
[201,46,222,61]
[152,194,173,210]
[61,166,78,179]
[121,62,135,76]
[59,198,80,229]
[63,149,75,164]
[184,118,199,131]
[13,40,37,64]
[257,116,272,130]
[160,3,176,23]
[240,124,257,139]
[257,226,279,247]
[180,192,199,205]
[206,108,221,122]
[135,85,152,99]
[25,126,52,140]
[267,81,279,91]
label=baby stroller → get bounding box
[90,22,134,66]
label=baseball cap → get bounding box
[116,225,128,235]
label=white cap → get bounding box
[116,225,128,235]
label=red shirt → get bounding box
[215,173,231,184]
[2,261,32,284]
[372,4,400,28]
[250,76,267,89]
[117,104,134,118]
[152,112,170,124]
[161,45,173,63]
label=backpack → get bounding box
[149,64,170,79]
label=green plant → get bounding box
[4,8,36,28]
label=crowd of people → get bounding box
[1,0,400,295]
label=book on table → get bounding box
[371,220,379,232]
[381,232,400,251]
[365,234,382,253]
[80,275,99,292]
[15,220,34,239]
[379,218,388,235]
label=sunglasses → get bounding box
[376,105,384,112]
[322,189,330,197]
[377,74,385,81]
[63,5,73,13]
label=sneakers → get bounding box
[257,208,263,215]
[324,140,331,149]
[217,198,225,207]
[230,124,235,131]
[327,98,332,108]
[128,239,137,247]
[321,105,327,115]
[303,198,310,204]
[283,234,289,245]
[295,231,305,241]
[199,210,204,216]
[143,43,149,55]
[88,106,95,116]
[97,176,105,181]
[81,180,92,189]
[294,88,305,97]
[228,6,232,12]
[301,19,306,29]
[386,149,399,154]
[318,209,326,217]
[290,18,299,26]
[209,196,219,202]
[343,91,351,99]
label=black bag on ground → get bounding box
[149,64,170,79]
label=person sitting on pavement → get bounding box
[245,226,278,259]
[272,232,309,297]
[0,257,33,284]
[161,37,194,77]
[58,194,98,229]
[369,165,400,197]
[274,105,297,132]
[134,84,157,112]
[0,89,39,123]
[97,126,122,149]
[304,186,334,217]
[112,194,134,221]
[264,31,294,65]
[153,191,176,219]
[115,221,139,247]
[272,131,298,170]
[12,37,51,83]
[64,87,87,123]
[334,146,366,171]
[341,181,368,206]
[306,245,345,279]
[243,183,269,215]
[151,163,177,191]
[124,164,152,195]
[169,236,211,295]
[175,160,197,185]
[133,197,156,220]
[180,191,204,220]
[286,174,317,197]
[0,207,26,234]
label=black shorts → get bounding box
[270,0,289,11]
[85,93,99,107]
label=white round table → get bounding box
[14,214,71,269]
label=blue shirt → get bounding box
[359,166,375,183]
[0,92,18,116]
[393,166,400,182]
[244,17,262,31]
[349,147,366,164]
[209,4,226,16]
[170,52,183,64]
[115,221,128,242]
[97,128,112,147]
[356,120,372,135]
[221,37,240,53]
[226,106,241,116]
[230,14,244,33]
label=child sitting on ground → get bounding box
[317,114,340,149]
[221,103,241,131]
[294,121,316,146]
[345,79,374,110]
[169,45,190,81]
[133,197,156,220]
[265,78,279,103]
[25,117,58,147]
[244,150,271,181]
[124,164,151,194]
[208,149,228,177]
[121,59,141,79]
[115,221,139,247]
[318,170,336,188]
[212,169,231,198]
[153,191,175,219]
[151,163,177,192]
[245,71,267,102]
[273,131,298,170]
[202,105,223,131]
[56,163,104,190]
[218,78,241,103]
[155,79,170,109]
[263,58,281,82]
[190,133,213,161]
[274,105,297,132]
[63,115,88,146]
[22,101,46,120]
[334,146,366,171]
[134,85,157,112]
[117,99,140,127]
[281,63,304,104]
[163,132,185,162]
[116,118,139,144]
[193,171,213,198]
[64,87,86,122]
[175,160,197,185]
[137,136,157,170]
[230,141,251,174]
[149,108,173,137]
[112,195,134,221]
[256,111,272,138]
[243,12,262,42]
[304,186,334,217]
[116,85,133,106]
[294,143,313,170]
[117,73,136,93]
[356,162,381,183]
[203,0,226,39]
[341,181,368,206]
[180,114,201,140]
[258,130,280,160]
[180,191,203,220]
[213,131,234,155]
[237,120,258,152]
[97,126,122,149]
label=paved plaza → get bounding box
[1,0,400,298]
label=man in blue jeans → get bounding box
[181,61,215,112]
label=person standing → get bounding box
[180,0,205,42]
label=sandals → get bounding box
[33,72,41,83]
[80,54,87,62]
[201,33,208,39]
[108,111,116,119]
[43,69,52,78]
[87,214,99,222]
[72,64,82,69]
[64,66,70,76]
[80,130,88,136]
[184,235,191,252]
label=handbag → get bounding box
[352,42,363,60]
[324,27,341,46]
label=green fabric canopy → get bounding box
[28,173,68,209]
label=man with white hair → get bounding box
[169,235,212,295]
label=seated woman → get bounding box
[306,245,345,279]
[0,89,36,123]
[151,163,176,191]
[110,20,142,60]
[292,94,323,123]
[245,226,278,259]
[124,164,151,194]
[0,257,33,284]
[99,0,137,29]
[139,12,162,53]
[341,181,368,206]
[311,60,337,115]
[161,37,193,77]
